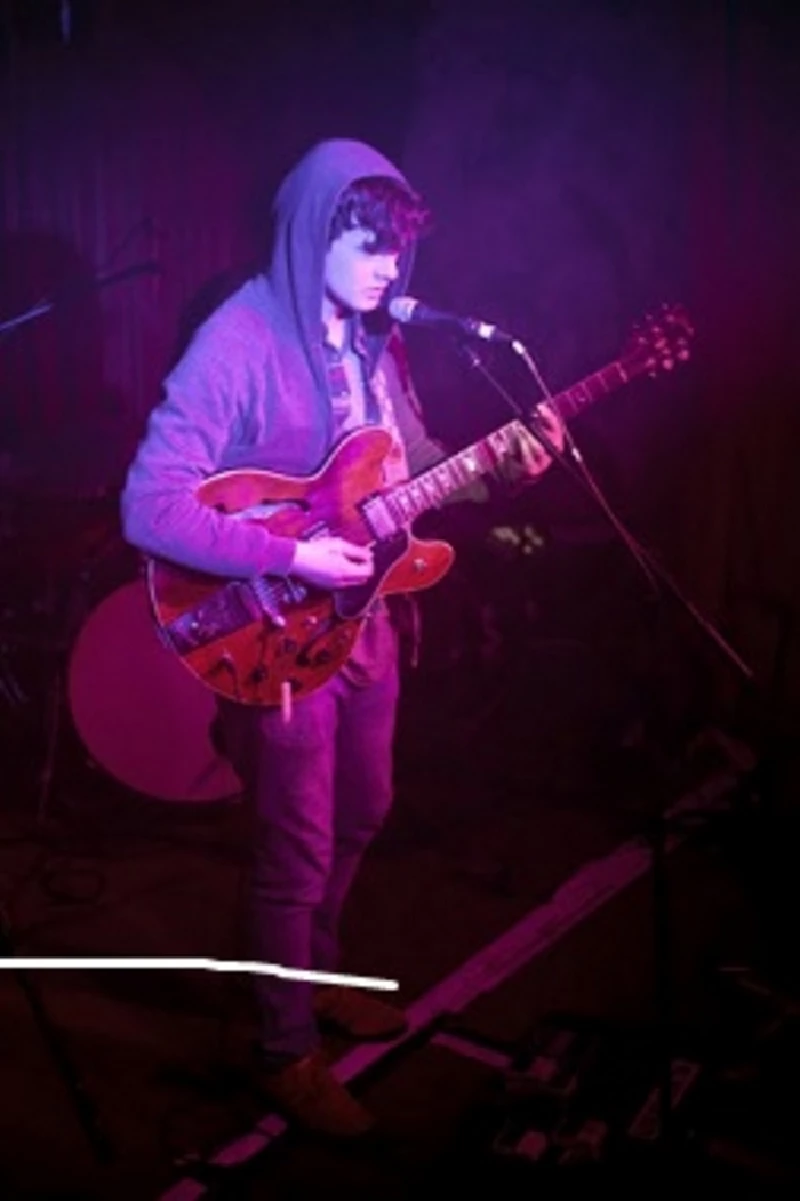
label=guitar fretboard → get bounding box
[375,356,631,528]
[552,359,629,421]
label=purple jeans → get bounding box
[217,639,400,1068]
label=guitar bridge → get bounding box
[162,582,262,653]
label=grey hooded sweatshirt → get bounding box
[120,138,444,579]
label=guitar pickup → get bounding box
[359,493,397,539]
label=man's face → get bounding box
[324,227,401,314]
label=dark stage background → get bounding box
[1,0,799,793]
[2,4,800,1194]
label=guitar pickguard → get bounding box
[334,530,410,620]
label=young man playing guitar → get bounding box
[121,138,563,1137]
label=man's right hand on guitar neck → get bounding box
[290,537,374,589]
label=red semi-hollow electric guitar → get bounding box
[146,304,693,706]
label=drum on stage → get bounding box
[67,579,242,804]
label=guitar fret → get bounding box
[394,485,410,521]
[557,377,592,419]
[444,462,458,491]
[578,379,596,407]
[434,462,452,497]
[421,474,441,507]
[381,492,399,527]
[483,423,516,468]
[477,442,492,469]
[504,423,522,455]
[438,461,455,492]
[408,479,424,517]
[602,363,625,390]
[433,464,451,495]
[453,456,468,488]
[594,367,613,396]
[555,362,628,421]
[569,387,583,413]
[362,495,394,538]
[393,486,412,520]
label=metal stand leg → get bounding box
[35,566,96,826]
[0,906,115,1164]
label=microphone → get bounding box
[388,295,514,343]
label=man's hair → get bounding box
[329,176,431,253]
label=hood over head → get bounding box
[268,138,419,388]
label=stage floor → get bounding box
[3,681,796,1199]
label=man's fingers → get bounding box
[520,434,549,469]
[338,562,374,586]
[341,544,373,565]
[536,404,565,448]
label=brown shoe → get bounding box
[253,1050,375,1138]
[314,985,409,1041]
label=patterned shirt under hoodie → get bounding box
[322,315,411,686]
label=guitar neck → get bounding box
[385,357,631,525]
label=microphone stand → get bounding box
[0,905,115,1165]
[455,332,755,1161]
[0,259,158,1171]
[1,255,160,823]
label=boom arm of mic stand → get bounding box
[0,261,160,338]
[0,299,57,336]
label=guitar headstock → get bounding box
[623,303,694,378]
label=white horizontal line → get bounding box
[0,958,398,990]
